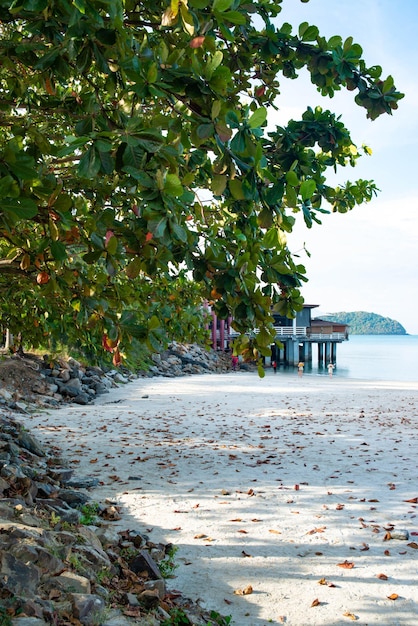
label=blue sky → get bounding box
[273,0,418,333]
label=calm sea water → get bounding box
[301,335,418,382]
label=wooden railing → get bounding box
[226,327,347,341]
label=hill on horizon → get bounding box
[319,311,407,335]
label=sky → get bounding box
[271,0,418,333]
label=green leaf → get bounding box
[106,235,118,255]
[212,0,234,12]
[50,240,67,261]
[78,146,101,178]
[286,171,299,187]
[136,130,164,153]
[125,256,142,279]
[248,107,267,129]
[8,156,37,180]
[300,179,317,201]
[257,362,266,378]
[197,123,215,139]
[148,314,160,331]
[229,179,245,200]
[211,174,227,195]
[262,228,278,249]
[0,175,19,198]
[148,216,168,238]
[222,11,247,25]
[2,198,38,219]
[164,173,183,196]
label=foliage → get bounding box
[322,311,407,335]
[158,544,179,578]
[0,0,403,363]
[161,607,231,626]
[0,606,12,626]
[78,501,100,525]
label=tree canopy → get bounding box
[0,0,403,366]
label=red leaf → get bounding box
[189,35,205,48]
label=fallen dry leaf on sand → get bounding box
[377,573,389,580]
[338,560,354,569]
[311,598,321,607]
[307,526,326,535]
[343,611,358,620]
[407,542,418,549]
[387,593,399,600]
[234,585,253,596]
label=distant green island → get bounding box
[321,311,407,335]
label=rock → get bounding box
[138,589,160,610]
[73,392,91,405]
[125,592,140,606]
[128,550,162,580]
[47,468,74,483]
[143,579,166,599]
[0,550,40,595]
[58,488,92,506]
[70,593,106,625]
[64,477,100,489]
[11,618,49,625]
[112,373,129,384]
[17,431,45,457]
[56,571,92,594]
[0,388,13,401]
[390,529,409,540]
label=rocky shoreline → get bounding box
[0,345,236,625]
[0,342,233,412]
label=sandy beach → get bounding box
[22,371,418,626]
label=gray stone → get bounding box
[143,579,166,599]
[75,543,111,572]
[9,543,64,577]
[11,619,49,625]
[47,468,74,483]
[58,488,91,506]
[73,393,91,405]
[70,593,106,625]
[17,431,46,457]
[128,550,162,580]
[0,388,13,401]
[390,529,409,540]
[101,610,134,626]
[56,571,91,594]
[64,476,99,489]
[1,463,28,480]
[125,592,140,606]
[94,526,120,548]
[0,550,40,595]
[112,373,129,384]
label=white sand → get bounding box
[23,371,418,626]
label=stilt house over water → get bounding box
[209,305,349,367]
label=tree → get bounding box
[0,0,403,366]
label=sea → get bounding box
[297,335,418,382]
